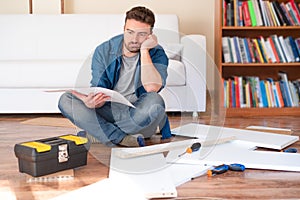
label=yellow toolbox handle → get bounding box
[21,142,51,153]
[59,135,88,145]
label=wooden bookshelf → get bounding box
[215,0,300,117]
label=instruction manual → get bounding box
[45,87,135,108]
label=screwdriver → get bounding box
[178,142,201,157]
[228,163,245,171]
[282,148,297,153]
[207,163,245,177]
[207,164,228,176]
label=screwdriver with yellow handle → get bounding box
[178,142,201,157]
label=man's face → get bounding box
[123,19,152,53]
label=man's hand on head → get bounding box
[140,34,158,51]
[71,90,110,109]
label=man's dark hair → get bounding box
[125,6,155,29]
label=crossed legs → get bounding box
[58,92,168,146]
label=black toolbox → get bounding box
[14,135,91,177]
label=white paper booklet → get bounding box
[45,87,135,108]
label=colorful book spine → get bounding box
[243,37,252,63]
[288,36,300,62]
[242,1,252,26]
[295,38,300,56]
[275,81,285,108]
[222,37,231,63]
[252,38,265,63]
[233,36,242,63]
[222,74,299,108]
[252,0,263,26]
[260,80,269,107]
[259,0,268,26]
[267,36,280,63]
[248,0,257,26]
[266,1,278,26]
[280,2,295,26]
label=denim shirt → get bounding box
[90,34,169,98]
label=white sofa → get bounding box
[0,14,206,114]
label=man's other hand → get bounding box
[71,90,110,108]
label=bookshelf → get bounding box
[215,0,300,117]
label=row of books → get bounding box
[223,72,300,108]
[222,35,300,63]
[223,0,300,27]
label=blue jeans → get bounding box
[58,92,170,146]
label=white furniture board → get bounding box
[246,125,292,132]
[113,138,198,159]
[113,136,234,159]
[167,163,212,186]
[171,123,298,150]
[109,148,177,199]
[50,178,146,200]
[166,140,300,172]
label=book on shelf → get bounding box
[223,0,300,27]
[290,81,300,106]
[288,36,300,61]
[252,0,264,26]
[267,36,280,62]
[223,0,227,26]
[222,35,300,64]
[278,35,293,62]
[284,36,296,62]
[275,81,285,107]
[280,1,294,25]
[273,0,289,26]
[265,79,274,107]
[248,0,258,26]
[267,78,279,107]
[237,0,244,26]
[259,80,269,107]
[242,1,252,26]
[296,38,300,55]
[222,37,231,63]
[264,38,276,63]
[233,36,243,63]
[229,37,238,63]
[286,1,300,25]
[258,0,268,26]
[258,36,270,63]
[239,37,248,62]
[271,34,285,62]
[222,72,300,108]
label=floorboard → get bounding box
[1,113,300,199]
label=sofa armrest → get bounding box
[180,34,207,111]
[181,34,206,86]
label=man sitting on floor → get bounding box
[58,6,172,147]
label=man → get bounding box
[58,6,171,147]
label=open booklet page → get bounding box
[45,87,135,108]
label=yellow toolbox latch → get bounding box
[21,142,51,153]
[59,135,88,145]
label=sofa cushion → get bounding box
[0,61,84,88]
[166,60,185,86]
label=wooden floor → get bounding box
[1,113,300,199]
